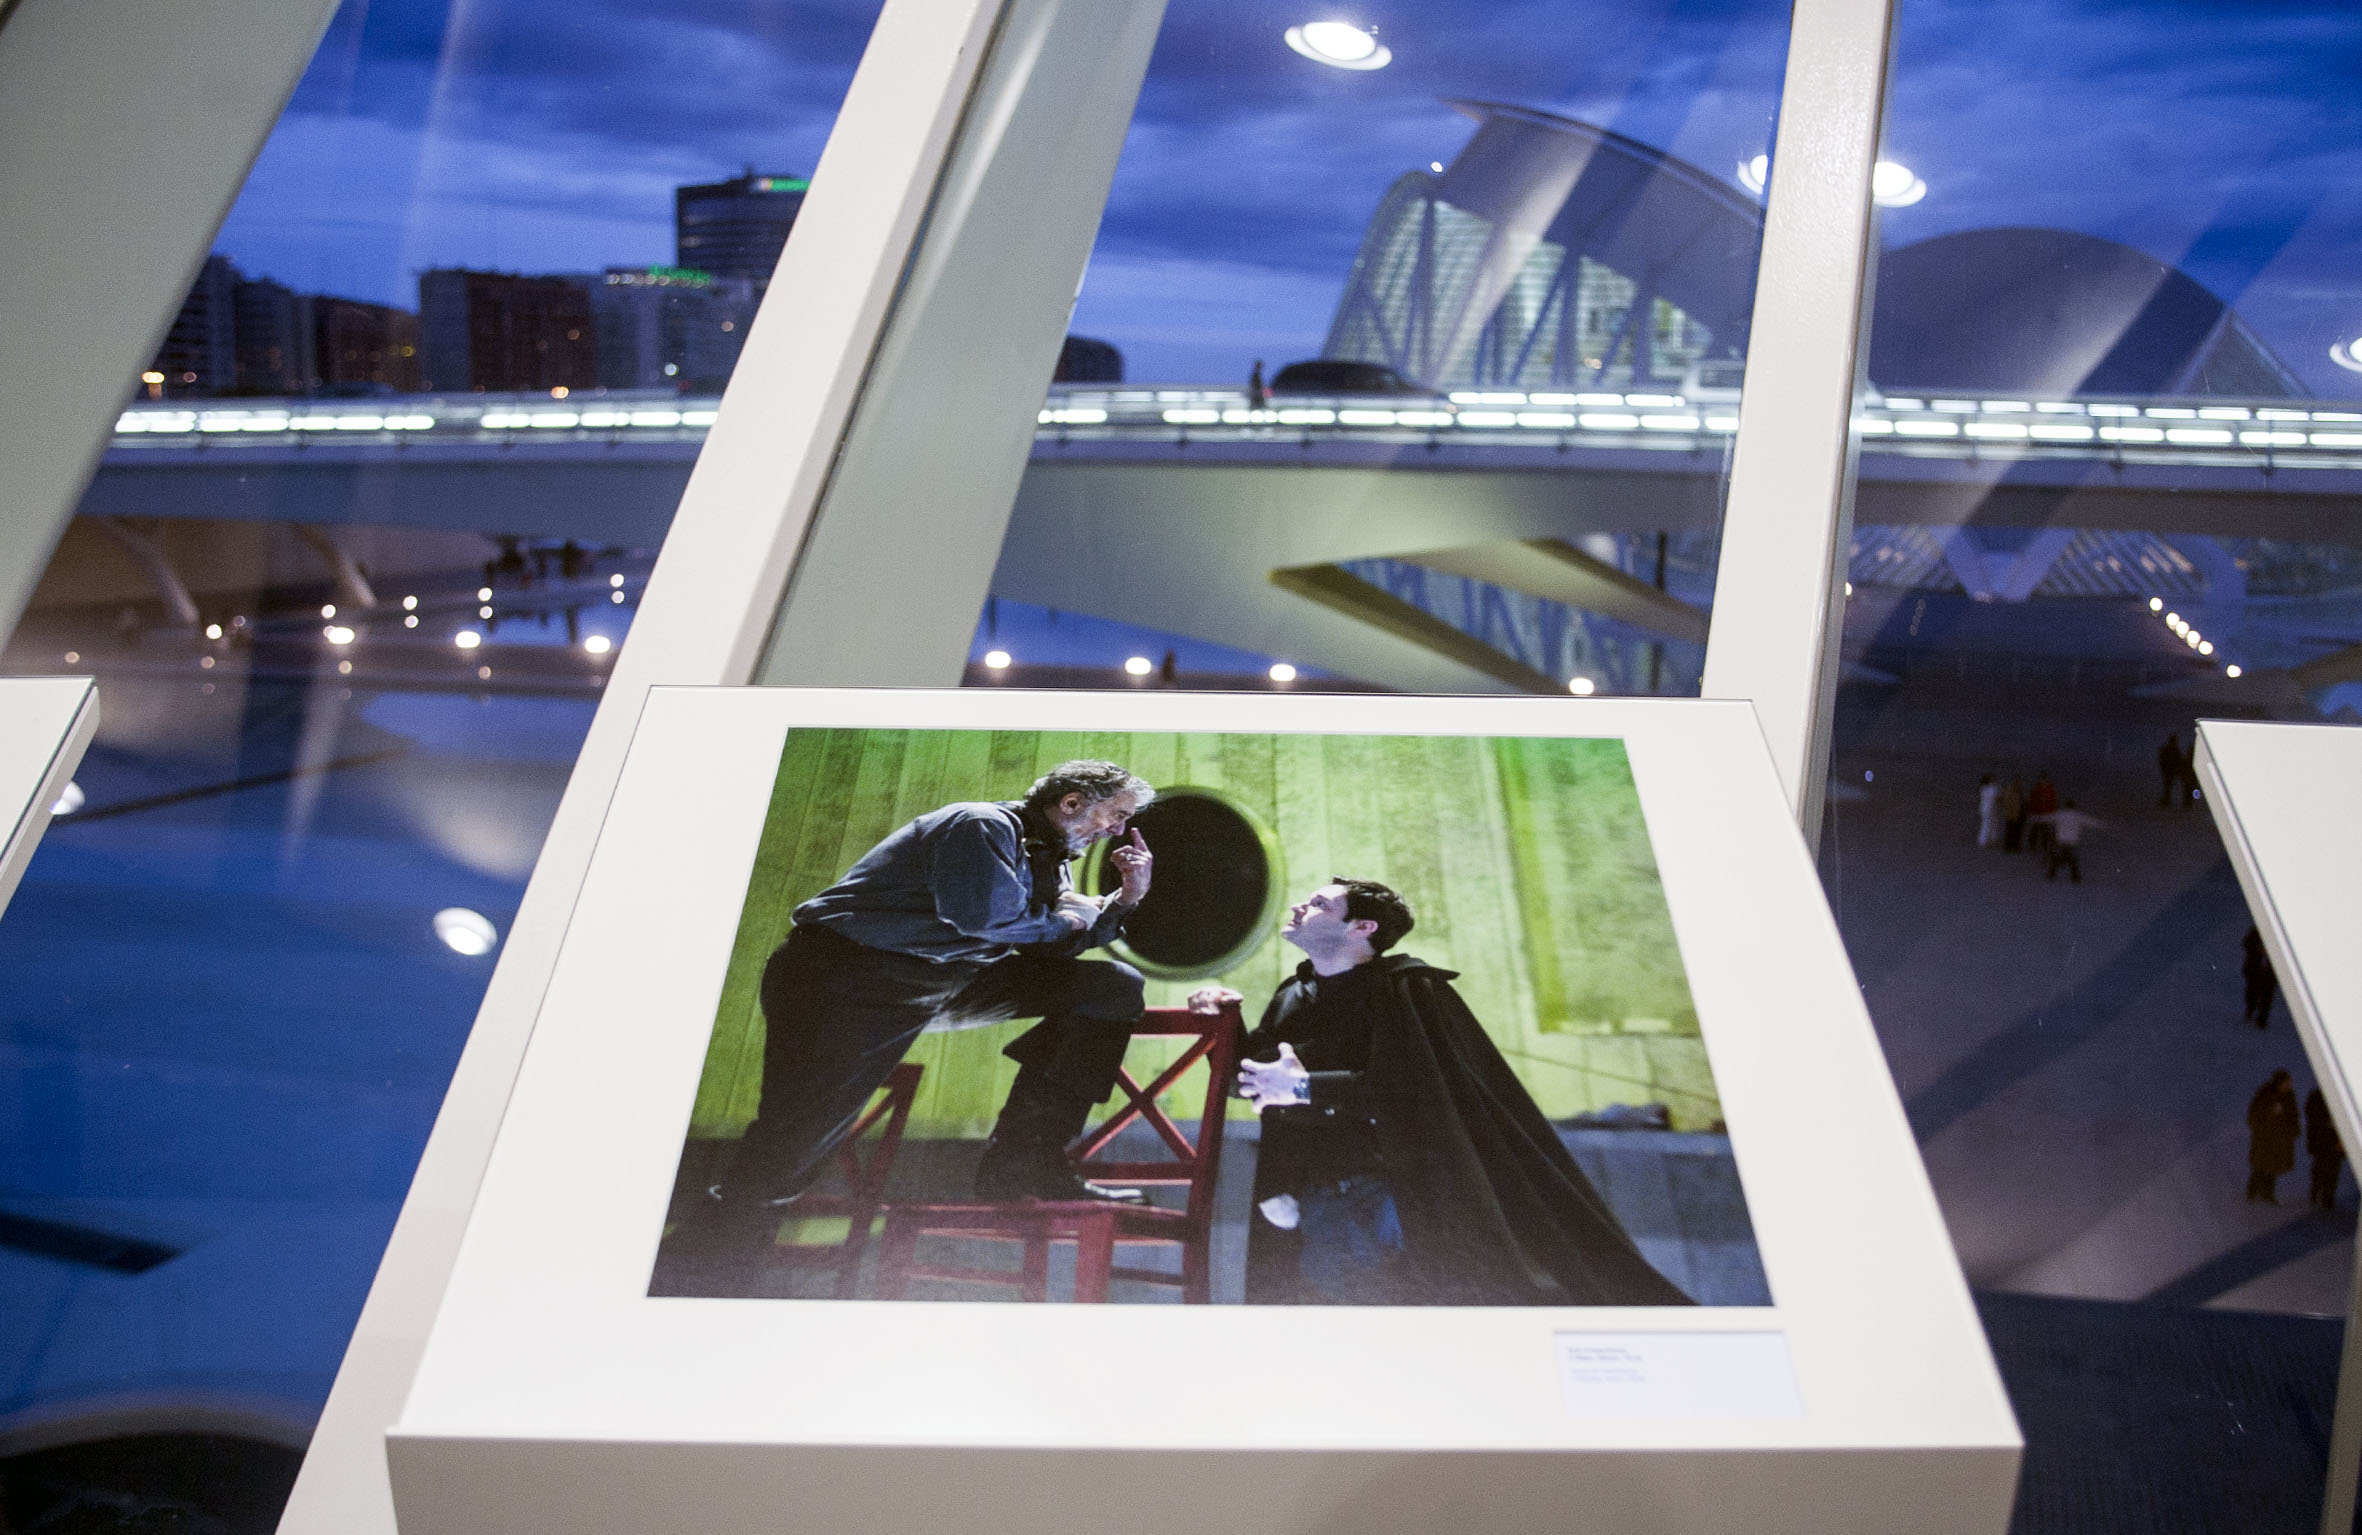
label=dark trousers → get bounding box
[2045,844,2081,882]
[731,923,1144,1204]
[2245,973,2277,1028]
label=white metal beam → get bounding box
[1698,0,1897,844]
[275,3,1009,1528]
[0,0,341,645]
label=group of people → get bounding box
[661,758,1689,1307]
[2245,1069,2344,1210]
[1975,769,2105,882]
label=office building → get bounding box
[675,172,808,288]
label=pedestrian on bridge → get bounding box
[2307,1087,2344,1211]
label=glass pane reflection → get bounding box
[1829,1,2362,1523]
[0,0,881,1509]
[972,2,1794,696]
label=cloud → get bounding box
[221,0,2362,391]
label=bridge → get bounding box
[76,384,2362,698]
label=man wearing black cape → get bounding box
[1195,878,1690,1307]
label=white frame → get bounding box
[384,687,2016,1535]
[0,677,98,920]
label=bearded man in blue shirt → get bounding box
[696,760,1157,1269]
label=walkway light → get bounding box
[984,649,1012,670]
[323,625,355,646]
[455,630,482,650]
[1568,676,1596,696]
[584,635,612,655]
[1124,656,1154,676]
[1269,662,1298,682]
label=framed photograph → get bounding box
[389,688,2017,1535]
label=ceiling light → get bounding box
[433,907,498,957]
[455,630,482,650]
[983,649,1011,670]
[1124,656,1154,676]
[584,635,612,655]
[1269,662,1298,682]
[1286,20,1391,69]
[323,625,355,645]
[1871,160,1927,207]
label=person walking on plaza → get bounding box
[2000,775,2028,853]
[2242,925,2278,1030]
[2038,799,2105,883]
[1976,773,2001,848]
[2025,771,2060,856]
[2307,1087,2345,1211]
[2246,1069,2300,1204]
[2157,732,2188,810]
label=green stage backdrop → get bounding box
[688,729,1719,1139]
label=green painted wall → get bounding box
[689,729,1720,1139]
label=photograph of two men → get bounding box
[650,727,1769,1308]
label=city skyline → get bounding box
[210,0,2362,390]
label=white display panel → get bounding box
[2194,720,2362,1535]
[0,676,97,921]
[387,687,2018,1535]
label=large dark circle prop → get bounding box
[1086,787,1279,980]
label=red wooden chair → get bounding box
[765,1061,923,1298]
[873,1003,1243,1303]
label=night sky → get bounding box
[214,0,2362,393]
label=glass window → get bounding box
[1829,2,2362,1518]
[971,3,1794,698]
[0,0,882,1512]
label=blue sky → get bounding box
[214,0,2362,392]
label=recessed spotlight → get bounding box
[1568,676,1596,696]
[1269,662,1298,682]
[404,615,418,628]
[433,907,499,956]
[609,574,625,588]
[1285,20,1391,69]
[477,587,493,601]
[320,603,337,619]
[983,649,1012,670]
[479,605,494,619]
[204,623,223,640]
[1871,160,1927,207]
[584,635,612,655]
[610,591,625,604]
[402,594,418,610]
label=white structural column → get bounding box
[0,678,98,921]
[1698,0,1896,843]
[2194,722,2362,1535]
[0,0,341,641]
[755,0,1168,686]
[274,3,1011,1529]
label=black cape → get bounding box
[1253,954,1693,1307]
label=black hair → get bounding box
[1331,876,1414,953]
[1025,760,1153,813]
